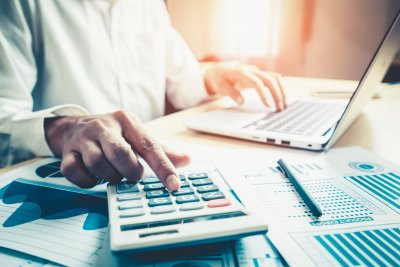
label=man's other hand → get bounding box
[44,111,190,190]
[204,62,287,111]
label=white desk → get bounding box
[0,77,399,266]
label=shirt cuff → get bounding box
[11,104,89,157]
[167,68,210,109]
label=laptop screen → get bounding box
[326,9,400,149]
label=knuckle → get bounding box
[112,110,128,120]
[113,110,140,124]
[154,157,171,177]
[86,119,107,132]
[85,153,103,169]
[140,136,159,154]
[109,142,132,161]
[60,160,73,177]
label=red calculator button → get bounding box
[207,198,231,208]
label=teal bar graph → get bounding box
[314,228,400,266]
[345,172,400,210]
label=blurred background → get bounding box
[166,0,400,82]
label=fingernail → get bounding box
[166,174,181,191]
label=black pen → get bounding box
[277,159,323,217]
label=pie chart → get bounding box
[35,161,64,178]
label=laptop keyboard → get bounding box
[243,101,345,137]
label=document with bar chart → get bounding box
[227,147,400,267]
[0,159,108,267]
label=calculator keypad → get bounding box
[117,193,141,201]
[180,202,204,211]
[143,183,165,191]
[150,206,176,214]
[176,194,200,204]
[146,190,169,199]
[172,187,194,196]
[148,197,173,207]
[118,200,143,210]
[208,198,231,208]
[119,208,145,218]
[114,170,232,219]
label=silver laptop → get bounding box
[186,10,400,151]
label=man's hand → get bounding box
[204,62,287,111]
[44,111,190,190]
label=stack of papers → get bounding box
[221,147,399,267]
[0,146,398,266]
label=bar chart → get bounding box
[345,172,400,211]
[314,227,400,266]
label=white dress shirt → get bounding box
[0,0,208,164]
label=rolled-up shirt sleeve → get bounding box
[8,105,88,157]
[0,1,88,164]
[164,26,209,110]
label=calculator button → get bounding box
[179,174,186,181]
[117,193,141,201]
[172,187,194,196]
[148,197,172,207]
[207,199,231,208]
[192,178,213,187]
[119,200,143,210]
[180,180,190,188]
[146,190,169,199]
[176,195,200,204]
[119,208,145,218]
[140,177,159,184]
[151,206,176,214]
[144,183,165,191]
[188,172,208,180]
[202,191,225,201]
[197,185,219,193]
[117,182,139,193]
[180,202,204,211]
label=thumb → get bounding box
[161,144,191,168]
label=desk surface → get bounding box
[0,77,398,174]
[0,77,399,266]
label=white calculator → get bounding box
[107,161,268,252]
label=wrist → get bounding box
[44,116,79,156]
